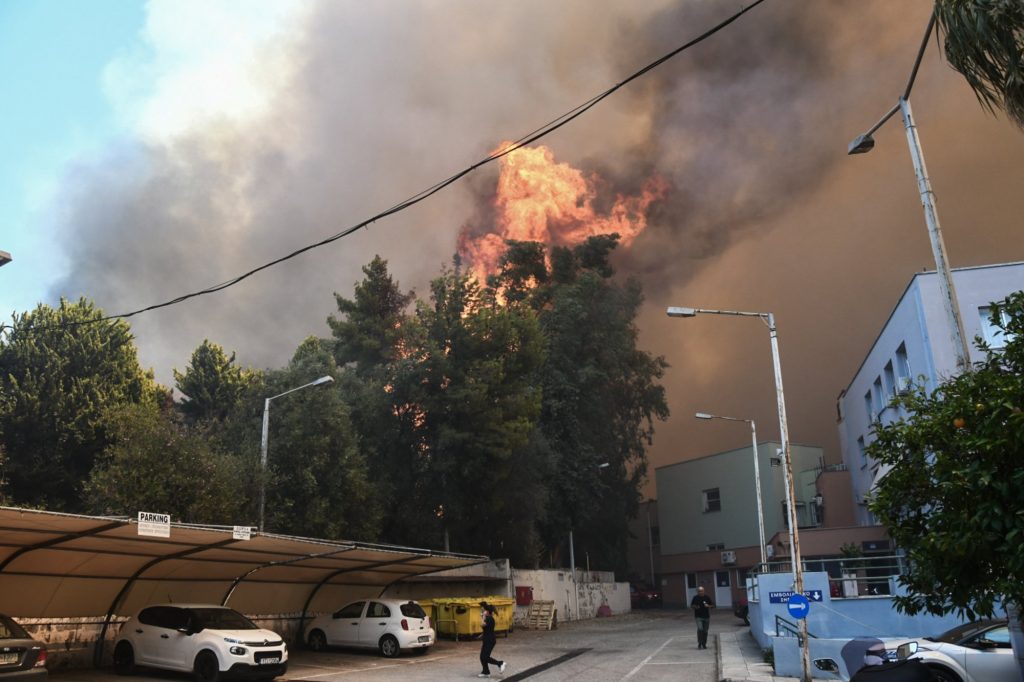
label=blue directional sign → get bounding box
[768,590,824,604]
[787,593,810,619]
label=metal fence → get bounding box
[749,554,906,601]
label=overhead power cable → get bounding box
[8,0,768,333]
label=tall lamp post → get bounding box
[0,250,11,267]
[695,412,767,566]
[847,11,971,373]
[258,375,335,530]
[667,306,810,682]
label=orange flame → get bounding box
[459,143,666,283]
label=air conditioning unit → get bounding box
[765,544,775,558]
[721,550,737,565]
[896,376,912,395]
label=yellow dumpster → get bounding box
[417,599,436,629]
[480,596,515,635]
[433,598,483,639]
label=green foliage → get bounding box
[84,403,246,523]
[254,350,381,541]
[173,340,257,423]
[935,0,1024,129]
[328,255,415,372]
[0,298,160,510]
[404,266,548,562]
[490,236,669,574]
[868,290,1024,620]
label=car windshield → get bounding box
[190,608,258,631]
[0,615,30,640]
[926,619,1004,644]
[400,602,426,619]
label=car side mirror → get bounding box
[896,642,918,660]
[813,658,839,673]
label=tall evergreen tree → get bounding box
[0,298,159,510]
[404,265,547,561]
[328,256,420,543]
[490,236,669,575]
[173,340,256,423]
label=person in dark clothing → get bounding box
[478,602,506,678]
[690,586,714,649]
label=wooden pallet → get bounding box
[525,600,556,630]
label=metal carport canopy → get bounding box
[0,506,489,619]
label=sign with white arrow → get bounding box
[787,593,810,619]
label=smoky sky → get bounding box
[48,0,1024,493]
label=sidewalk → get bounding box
[717,628,799,682]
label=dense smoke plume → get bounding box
[47,0,1024,486]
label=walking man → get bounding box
[478,602,507,677]
[690,586,714,649]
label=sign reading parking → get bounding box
[138,511,170,538]
[768,590,824,604]
[787,593,810,619]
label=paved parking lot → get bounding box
[52,609,746,681]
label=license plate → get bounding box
[418,636,431,643]
[259,657,280,665]
[0,652,18,664]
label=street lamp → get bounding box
[695,412,767,566]
[258,375,334,530]
[667,306,810,682]
[0,250,11,267]
[847,12,971,373]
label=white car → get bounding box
[113,604,287,681]
[882,618,1016,682]
[304,599,434,658]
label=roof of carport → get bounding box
[0,506,489,619]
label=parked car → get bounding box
[733,597,750,626]
[881,618,1016,682]
[0,613,48,679]
[304,599,434,658]
[629,584,662,609]
[113,604,287,681]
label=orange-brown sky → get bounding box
[22,0,1024,498]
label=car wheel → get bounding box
[926,666,962,682]
[307,629,328,652]
[113,641,135,675]
[193,651,222,682]
[379,634,400,658]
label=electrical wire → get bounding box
[3,0,768,335]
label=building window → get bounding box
[872,377,885,417]
[857,436,867,468]
[883,361,896,399]
[716,571,730,588]
[702,488,721,513]
[895,343,911,380]
[686,573,697,589]
[706,543,724,551]
[864,391,873,423]
[980,306,1015,348]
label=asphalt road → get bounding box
[53,608,747,682]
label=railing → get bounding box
[775,614,817,644]
[750,553,906,600]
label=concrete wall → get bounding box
[510,568,630,624]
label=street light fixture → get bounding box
[667,305,810,682]
[0,250,11,267]
[847,12,971,373]
[258,374,335,530]
[695,412,767,566]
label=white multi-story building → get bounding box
[837,262,1024,525]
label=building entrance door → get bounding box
[714,570,732,608]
